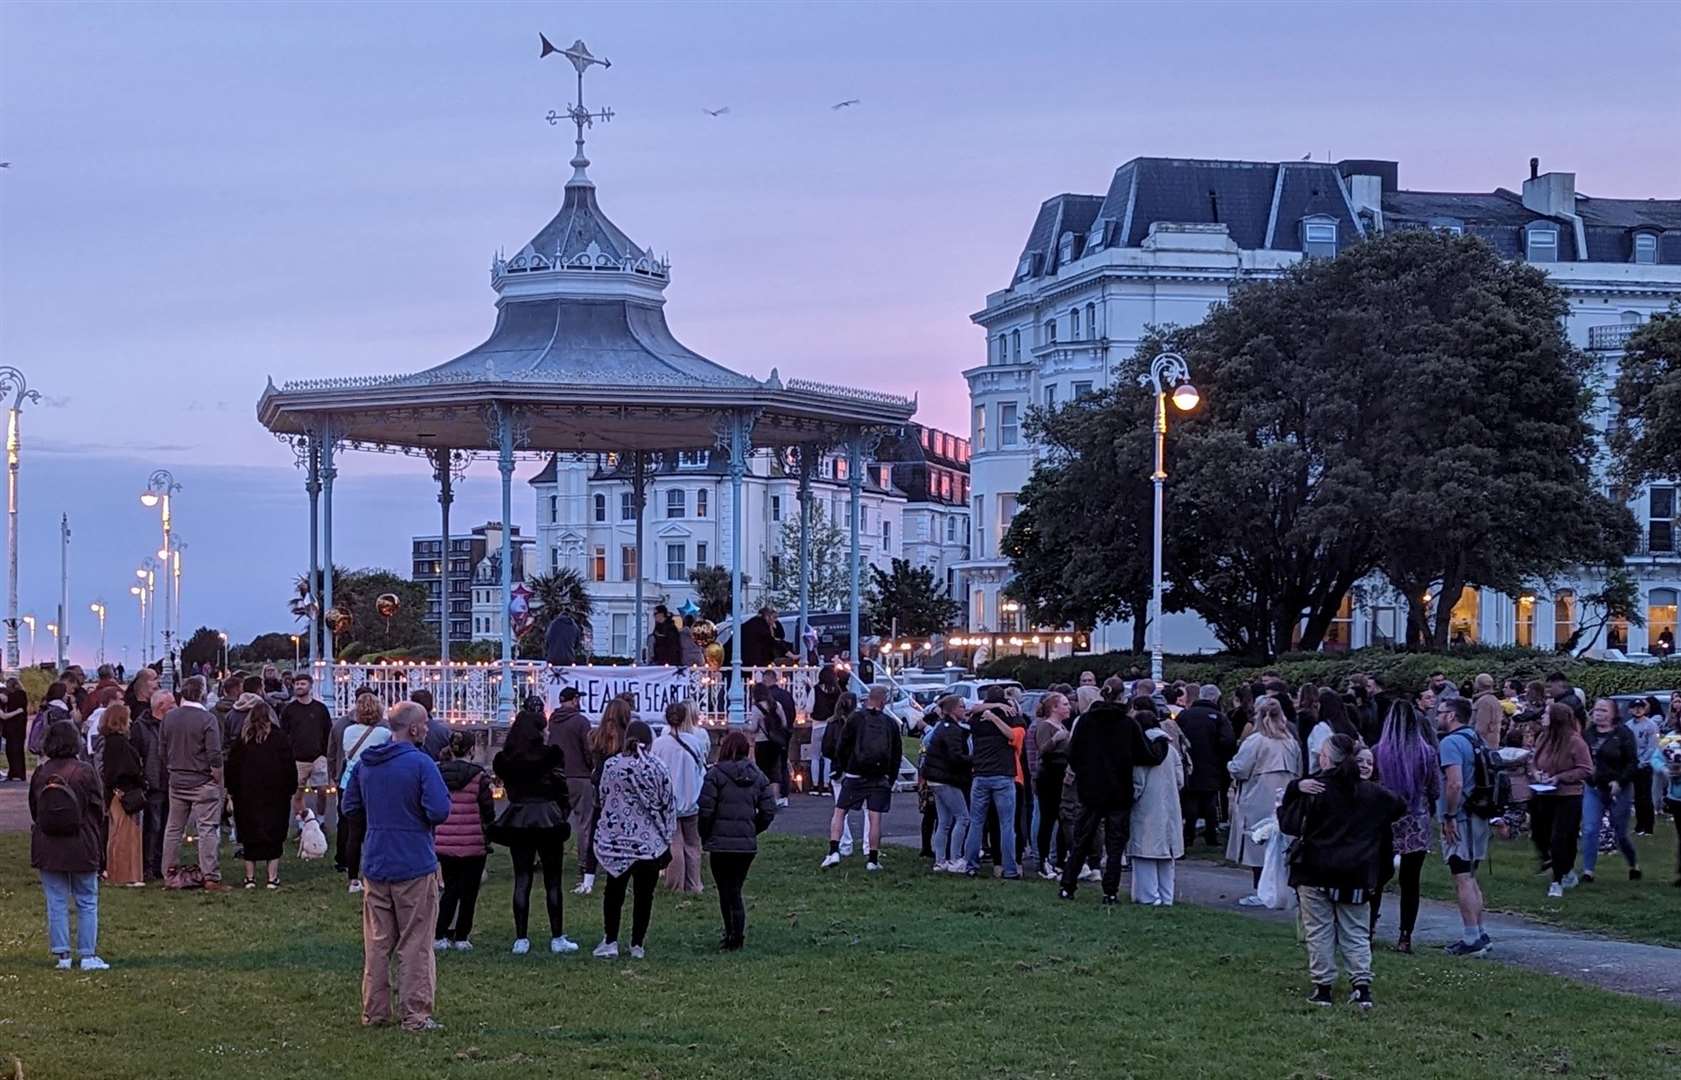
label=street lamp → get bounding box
[0,367,40,677]
[46,621,58,659]
[21,613,34,666]
[140,469,181,688]
[137,559,157,668]
[89,601,106,666]
[1139,351,1199,682]
[291,633,301,670]
[217,630,228,672]
[130,586,146,665]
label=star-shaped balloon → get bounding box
[678,599,702,618]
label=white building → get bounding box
[467,523,535,644]
[965,156,1681,657]
[876,425,972,604]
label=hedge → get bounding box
[978,647,1681,701]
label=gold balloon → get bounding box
[689,619,717,647]
[326,607,353,636]
[704,642,724,669]
[375,592,401,619]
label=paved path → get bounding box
[769,790,1681,1005]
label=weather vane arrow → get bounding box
[541,33,613,183]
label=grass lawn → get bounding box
[2,833,1678,1080]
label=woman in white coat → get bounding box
[1128,705,1186,905]
[1226,695,1304,906]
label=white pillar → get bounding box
[496,404,516,720]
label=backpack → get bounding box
[851,711,899,777]
[26,708,51,757]
[38,771,84,837]
[1447,727,1509,820]
[820,715,846,763]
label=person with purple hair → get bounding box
[1371,698,1439,954]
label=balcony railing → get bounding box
[1630,530,1678,559]
[1589,324,1637,351]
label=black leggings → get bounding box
[509,833,567,940]
[1370,850,1427,936]
[1635,767,1655,834]
[602,859,661,947]
[711,851,755,946]
[436,853,487,942]
[1533,793,1584,883]
[1035,769,1066,867]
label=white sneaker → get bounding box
[1079,866,1101,883]
[930,861,948,873]
[629,945,645,960]
[866,860,883,872]
[550,935,579,954]
[1040,864,1060,881]
[433,938,450,952]
[453,940,473,952]
[572,874,595,896]
[511,938,531,955]
[347,880,363,895]
[820,852,842,869]
[79,956,109,971]
[775,798,789,808]
[593,940,619,959]
[1547,882,1565,899]
[1560,871,1579,889]
[1237,895,1267,907]
[54,956,72,971]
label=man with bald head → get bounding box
[341,700,450,1032]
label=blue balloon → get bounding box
[678,599,702,618]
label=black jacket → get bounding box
[836,708,899,780]
[698,759,776,854]
[1066,702,1166,811]
[132,710,165,794]
[968,706,1017,779]
[922,718,972,789]
[1279,770,1406,892]
[739,616,775,668]
[492,743,571,811]
[811,684,841,725]
[1585,723,1640,789]
[1175,702,1235,793]
[651,619,682,665]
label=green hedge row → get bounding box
[978,647,1681,701]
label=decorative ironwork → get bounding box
[0,367,42,411]
[784,377,915,409]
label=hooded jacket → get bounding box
[1279,769,1406,892]
[340,740,450,882]
[698,759,776,854]
[1066,701,1168,812]
[922,716,972,788]
[1175,702,1235,793]
[435,758,494,859]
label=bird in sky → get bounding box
[703,107,731,117]
[1300,153,1312,160]
[831,99,860,110]
[0,162,10,169]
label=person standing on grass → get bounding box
[593,720,676,960]
[698,730,776,950]
[962,685,1023,880]
[343,701,450,1033]
[766,669,799,807]
[2,675,28,781]
[30,720,109,971]
[336,691,392,891]
[434,730,493,952]
[278,673,332,826]
[1579,697,1642,884]
[652,701,711,894]
[923,693,972,873]
[1030,692,1071,878]
[1176,684,1235,850]
[492,698,577,956]
[410,690,451,762]
[818,690,861,858]
[1370,698,1438,953]
[1628,697,1660,837]
[1437,697,1492,957]
[1227,696,1303,905]
[98,704,146,888]
[1528,702,1593,897]
[820,686,899,872]
[743,683,788,806]
[1128,704,1185,906]
[1470,674,1504,747]
[160,677,227,892]
[1059,678,1169,903]
[574,699,630,896]
[545,687,596,884]
[1662,738,1681,887]
[225,699,297,890]
[1282,734,1405,1011]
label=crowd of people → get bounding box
[12,656,1681,1021]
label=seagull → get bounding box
[831,99,860,110]
[0,162,10,169]
[1300,153,1312,160]
[703,106,731,117]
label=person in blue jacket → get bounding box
[341,701,451,1033]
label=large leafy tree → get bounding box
[866,558,962,637]
[1609,306,1681,489]
[517,569,594,659]
[180,626,224,671]
[687,565,749,623]
[321,567,433,660]
[767,502,850,612]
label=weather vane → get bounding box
[541,34,613,183]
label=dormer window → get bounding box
[1300,216,1338,258]
[1633,231,1658,265]
[1016,254,1034,280]
[1059,231,1076,265]
[1087,223,1105,253]
[1526,224,1558,263]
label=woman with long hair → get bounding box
[1227,696,1304,904]
[1370,699,1439,952]
[434,729,493,951]
[98,704,146,887]
[1128,703,1185,905]
[698,730,776,950]
[1528,701,1593,895]
[492,697,576,955]
[593,720,676,959]
[819,690,861,857]
[30,720,107,969]
[1031,692,1072,878]
[574,698,631,895]
[1578,697,1641,883]
[336,691,390,890]
[743,683,787,803]
[1308,690,1361,760]
[651,701,711,893]
[225,698,297,889]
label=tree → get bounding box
[866,558,962,637]
[180,626,224,671]
[687,564,748,623]
[228,632,302,669]
[1559,567,1645,657]
[766,503,849,612]
[517,569,595,659]
[326,567,433,660]
[1609,306,1681,490]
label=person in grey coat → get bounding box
[697,730,776,950]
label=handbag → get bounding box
[119,787,147,816]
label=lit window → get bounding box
[1515,595,1535,648]
[620,545,638,582]
[666,488,686,519]
[1000,403,1019,447]
[665,543,686,582]
[696,489,708,518]
[1650,588,1678,656]
[1553,590,1576,646]
[1634,232,1658,265]
[591,546,607,582]
[1526,225,1558,263]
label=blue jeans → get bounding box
[931,783,969,863]
[40,871,99,959]
[963,776,1018,876]
[1579,784,1637,874]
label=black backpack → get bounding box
[1447,727,1509,820]
[851,711,899,777]
[38,771,84,837]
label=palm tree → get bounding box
[519,569,595,657]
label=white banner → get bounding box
[542,664,692,724]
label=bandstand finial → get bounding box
[541,34,613,186]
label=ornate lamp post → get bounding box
[89,601,106,666]
[0,367,40,677]
[290,633,301,670]
[140,470,181,687]
[1139,352,1200,682]
[136,560,158,668]
[129,587,146,665]
[217,630,228,672]
[46,621,58,660]
[20,612,35,667]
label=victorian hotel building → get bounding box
[964,157,1681,657]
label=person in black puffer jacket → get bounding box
[698,730,776,950]
[922,695,971,871]
[1279,733,1406,1010]
[1057,679,1168,901]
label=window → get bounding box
[1086,302,1096,339]
[973,495,985,557]
[695,541,708,565]
[1043,384,1057,410]
[1301,216,1338,258]
[665,543,686,581]
[1072,380,1093,398]
[771,495,782,522]
[1070,307,1080,338]
[999,402,1019,447]
[666,488,686,519]
[548,495,558,522]
[972,589,985,629]
[1325,594,1353,652]
[946,515,957,542]
[1652,487,1676,553]
[620,545,637,582]
[1515,595,1535,648]
[996,336,1008,363]
[611,613,630,657]
[1608,614,1629,652]
[1526,225,1558,263]
[1650,588,1678,657]
[696,488,708,518]
[974,405,987,451]
[620,492,634,521]
[591,546,607,582]
[1045,319,1057,344]
[678,451,708,467]
[882,519,892,551]
[593,494,606,522]
[1553,590,1576,647]
[1011,330,1020,360]
[1634,233,1658,265]
[769,555,783,590]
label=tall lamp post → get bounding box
[1139,352,1200,682]
[46,621,58,661]
[136,560,157,668]
[89,601,106,666]
[140,470,181,687]
[217,630,228,672]
[0,367,40,677]
[21,613,35,666]
[130,586,146,665]
[290,633,301,670]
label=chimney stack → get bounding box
[1530,156,1540,180]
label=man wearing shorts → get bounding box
[1437,697,1491,957]
[821,686,897,872]
[279,673,333,825]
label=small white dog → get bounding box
[296,809,329,861]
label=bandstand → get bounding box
[255,40,914,724]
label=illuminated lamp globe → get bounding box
[1171,383,1200,411]
[140,492,160,507]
